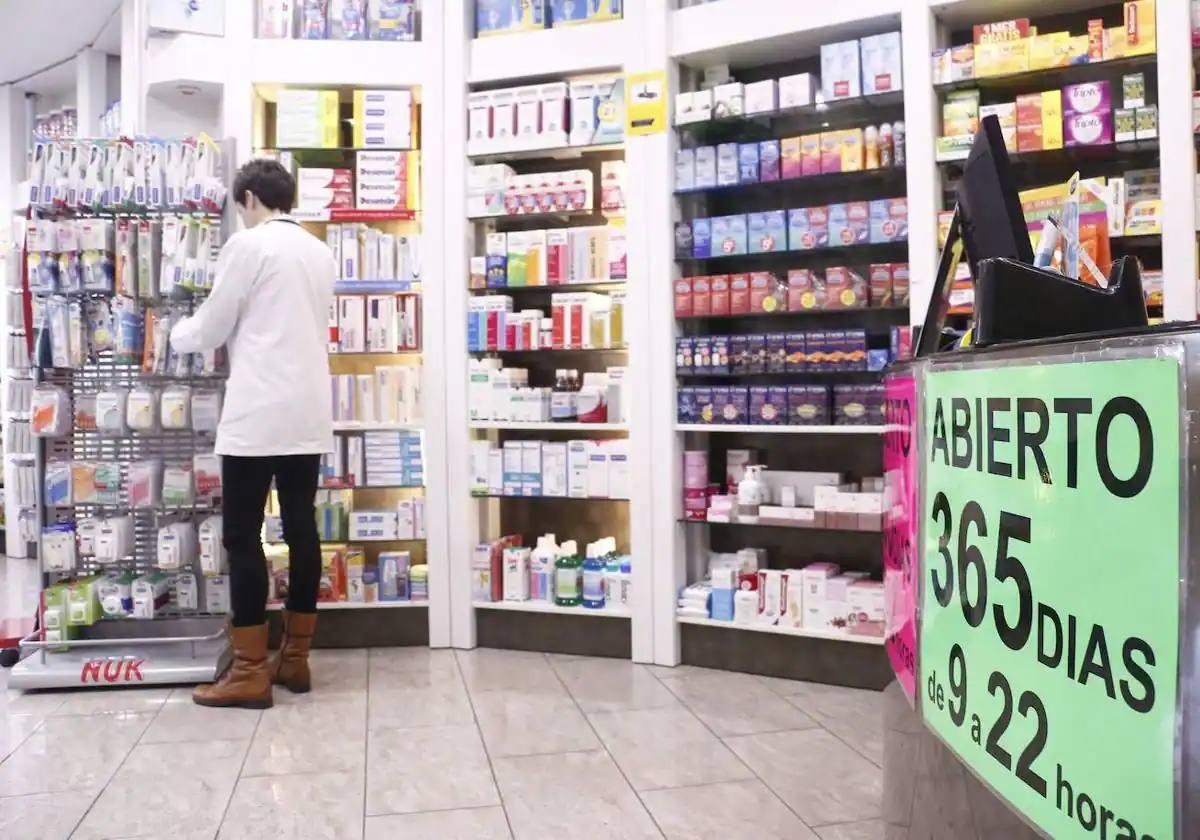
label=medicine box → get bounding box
[859,32,902,95]
[821,39,861,100]
[477,0,547,37]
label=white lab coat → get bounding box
[171,216,336,457]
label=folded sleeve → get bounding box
[170,232,259,353]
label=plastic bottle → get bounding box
[892,121,905,167]
[604,554,622,607]
[581,541,607,609]
[530,534,558,602]
[737,465,767,523]
[554,540,582,607]
[879,123,893,168]
[864,125,879,169]
[619,557,633,606]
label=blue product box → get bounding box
[745,334,767,373]
[748,386,772,425]
[845,328,867,370]
[728,387,749,424]
[787,208,809,251]
[370,0,417,40]
[868,348,891,371]
[694,386,715,423]
[808,330,828,371]
[729,334,750,374]
[486,255,507,288]
[785,332,807,371]
[692,335,713,371]
[710,386,731,424]
[695,146,717,189]
[477,0,547,37]
[759,140,781,181]
[827,203,850,247]
[716,143,740,187]
[826,329,847,370]
[747,213,769,254]
[870,198,908,243]
[766,333,787,373]
[738,143,760,183]
[692,218,712,258]
[711,588,735,621]
[677,386,697,422]
[720,214,748,255]
[675,222,694,259]
[675,336,694,373]
[675,148,696,192]
[551,0,621,27]
[761,210,786,252]
[710,335,730,373]
[467,312,480,351]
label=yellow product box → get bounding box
[975,39,1030,77]
[839,128,864,172]
[800,133,822,176]
[1125,199,1162,234]
[1029,32,1071,69]
[1041,89,1063,150]
[935,135,974,161]
[1067,35,1089,64]
[1104,26,1127,60]
[1123,1,1156,57]
[942,89,980,136]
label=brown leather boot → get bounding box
[271,610,318,693]
[192,624,273,709]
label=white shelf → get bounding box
[331,421,423,432]
[468,142,624,164]
[267,601,427,612]
[677,615,884,646]
[469,421,628,432]
[675,424,884,435]
[474,600,631,618]
[468,20,627,84]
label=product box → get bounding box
[276,89,340,148]
[843,329,867,370]
[950,44,975,82]
[674,278,693,317]
[675,148,696,192]
[781,137,802,180]
[785,332,807,371]
[1064,81,1111,118]
[891,263,909,306]
[800,134,822,176]
[748,211,786,254]
[839,128,864,172]
[860,32,903,94]
[695,145,717,189]
[869,263,893,307]
[779,73,817,109]
[713,82,745,119]
[745,80,778,115]
[1123,1,1156,57]
[712,214,748,256]
[675,222,694,260]
[1030,32,1071,69]
[1065,111,1113,146]
[825,266,867,309]
[1136,106,1157,140]
[869,198,907,243]
[820,132,842,173]
[738,143,760,184]
[710,335,730,373]
[766,333,787,373]
[477,0,547,37]
[788,206,827,250]
[847,580,885,636]
[748,272,782,313]
[975,39,1030,78]
[759,140,781,182]
[676,336,695,373]
[1123,72,1147,109]
[709,274,731,316]
[717,143,740,187]
[692,276,712,317]
[821,39,862,100]
[745,334,767,373]
[787,269,823,310]
[1115,108,1137,143]
[729,274,751,314]
[789,385,830,425]
[1042,90,1064,150]
[691,218,711,259]
[750,386,788,426]
[828,202,868,246]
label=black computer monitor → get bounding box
[916,114,1032,356]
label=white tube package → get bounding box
[127,460,163,508]
[157,522,197,571]
[77,517,98,555]
[132,572,170,618]
[175,572,200,610]
[96,387,129,435]
[161,385,192,429]
[198,515,227,575]
[42,523,78,572]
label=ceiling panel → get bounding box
[0,0,121,94]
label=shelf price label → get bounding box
[883,372,917,704]
[920,358,1180,840]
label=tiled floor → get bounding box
[0,648,884,839]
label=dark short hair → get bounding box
[232,159,295,211]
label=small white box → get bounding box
[569,81,597,146]
[779,73,817,109]
[502,441,523,496]
[800,563,841,629]
[586,441,609,498]
[540,82,570,147]
[520,440,542,496]
[860,31,903,95]
[713,83,745,118]
[541,442,568,497]
[821,39,862,100]
[487,449,504,495]
[467,91,494,153]
[756,569,785,625]
[469,440,491,493]
[491,90,518,150]
[567,439,590,498]
[744,80,778,115]
[515,86,543,150]
[818,575,855,634]
[606,440,630,499]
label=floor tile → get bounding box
[365,806,512,840]
[0,791,95,840]
[493,750,661,839]
[785,683,884,767]
[588,706,754,791]
[369,681,477,731]
[219,769,364,840]
[0,712,151,796]
[273,649,368,705]
[365,723,499,816]
[726,728,881,827]
[816,819,885,840]
[368,648,462,689]
[553,659,679,713]
[73,739,246,839]
[52,687,173,716]
[642,779,817,839]
[1,689,67,719]
[140,700,262,744]
[661,672,819,737]
[242,700,366,777]
[0,714,40,761]
[472,690,600,758]
[455,648,566,696]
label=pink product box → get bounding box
[1064,111,1114,146]
[1062,81,1111,116]
[684,451,709,489]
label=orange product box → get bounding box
[1124,1,1156,57]
[800,134,822,176]
[1016,93,1042,126]
[781,137,803,179]
[674,277,693,318]
[820,132,842,174]
[710,274,731,316]
[824,266,868,309]
[787,269,823,310]
[1017,124,1043,152]
[1088,19,1105,61]
[729,273,751,314]
[692,275,712,317]
[869,263,893,307]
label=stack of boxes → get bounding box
[325,227,421,282]
[332,293,420,353]
[276,89,340,148]
[676,330,873,376]
[354,151,421,212]
[677,384,885,427]
[296,168,353,213]
[467,164,602,218]
[352,89,413,149]
[471,225,626,289]
[468,438,630,499]
[467,76,624,154]
[674,265,908,316]
[475,0,622,37]
[330,367,422,425]
[467,360,628,424]
[466,290,625,352]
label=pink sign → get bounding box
[883,373,917,704]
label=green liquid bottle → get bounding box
[554,540,582,607]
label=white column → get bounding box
[120,0,146,132]
[1158,0,1197,322]
[75,49,110,138]
[0,85,28,231]
[443,0,477,649]
[901,3,941,327]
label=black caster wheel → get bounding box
[0,648,19,668]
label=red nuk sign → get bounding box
[80,656,146,684]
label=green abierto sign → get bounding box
[920,357,1180,840]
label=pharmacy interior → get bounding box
[2,0,1199,837]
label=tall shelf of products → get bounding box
[659,15,909,686]
[251,82,433,645]
[9,135,237,689]
[930,2,1164,326]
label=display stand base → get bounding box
[680,623,892,689]
[275,606,430,649]
[476,610,631,659]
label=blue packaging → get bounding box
[844,328,867,370]
[692,218,711,258]
[486,255,507,287]
[869,198,908,243]
[695,146,717,189]
[675,222,694,259]
[766,333,788,372]
[728,387,749,423]
[747,213,769,254]
[750,210,786,253]
[787,208,809,251]
[710,335,730,374]
[551,0,621,26]
[675,336,694,373]
[738,143,760,183]
[711,587,735,621]
[300,0,330,38]
[716,214,748,255]
[677,386,697,422]
[716,143,739,187]
[694,386,715,423]
[745,334,767,373]
[477,0,547,37]
[868,349,891,371]
[827,203,850,248]
[711,386,732,423]
[369,0,417,41]
[759,140,781,181]
[692,335,713,371]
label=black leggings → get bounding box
[222,454,322,626]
